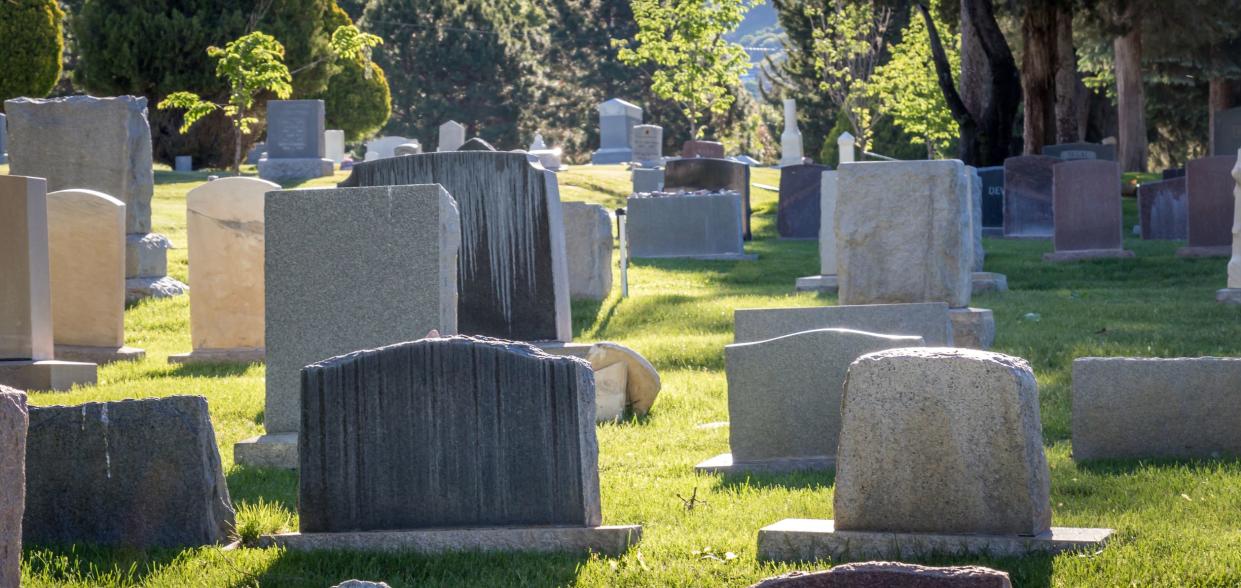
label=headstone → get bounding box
[339,152,572,342]
[1163,167,1186,179]
[0,386,26,588]
[627,192,749,259]
[632,167,664,193]
[1003,155,1061,238]
[257,99,334,183]
[1226,155,1241,302]
[631,124,663,167]
[325,129,345,164]
[236,184,462,469]
[1138,177,1188,240]
[365,136,412,161]
[733,303,953,346]
[681,140,725,159]
[526,135,564,171]
[591,99,642,164]
[530,132,548,151]
[700,328,923,474]
[47,189,143,363]
[246,142,267,164]
[978,166,1004,235]
[0,112,7,164]
[1213,106,1241,156]
[394,142,422,156]
[780,98,804,166]
[170,177,278,365]
[4,95,186,300]
[966,166,985,271]
[795,171,840,292]
[777,164,829,239]
[837,161,972,308]
[750,563,1013,588]
[0,175,97,391]
[561,202,613,300]
[586,342,661,416]
[24,396,235,548]
[437,121,466,152]
[1044,159,1132,261]
[1042,142,1116,161]
[665,157,752,239]
[1073,357,1241,460]
[175,155,192,172]
[458,137,496,151]
[1178,154,1238,256]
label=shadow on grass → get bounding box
[714,469,836,492]
[1073,455,1241,476]
[168,361,258,378]
[23,543,186,586]
[227,466,298,513]
[244,548,589,588]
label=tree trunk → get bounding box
[1114,3,1147,172]
[1021,1,1058,154]
[1055,8,1081,143]
[957,0,1021,166]
[1208,63,1241,155]
[233,112,243,176]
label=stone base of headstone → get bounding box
[257,157,334,183]
[971,272,1009,294]
[982,227,1005,237]
[258,525,642,557]
[1217,288,1241,304]
[793,274,838,293]
[632,167,664,193]
[695,453,834,475]
[591,148,633,165]
[1176,246,1232,258]
[636,252,758,261]
[1043,249,1135,262]
[532,341,594,359]
[234,433,298,469]
[168,348,265,365]
[54,344,145,365]
[125,276,189,303]
[949,308,995,349]
[756,519,1112,562]
[0,360,97,392]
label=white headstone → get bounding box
[46,189,126,351]
[819,171,838,276]
[838,132,855,165]
[437,121,466,152]
[780,99,804,167]
[325,130,345,164]
[529,132,548,151]
[364,136,411,161]
[631,125,664,168]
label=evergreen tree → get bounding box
[0,0,64,107]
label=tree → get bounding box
[804,0,894,153]
[869,3,959,158]
[317,59,391,142]
[615,0,753,139]
[1020,1,1060,154]
[0,0,65,107]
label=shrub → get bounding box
[0,0,64,106]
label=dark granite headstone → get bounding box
[1051,160,1123,253]
[1042,142,1116,161]
[458,137,496,151]
[1162,167,1186,180]
[0,386,26,588]
[777,164,828,239]
[246,142,267,164]
[339,151,572,342]
[1138,177,1188,240]
[1213,106,1241,156]
[977,166,1005,231]
[24,396,235,548]
[299,336,599,532]
[1186,155,1238,248]
[1003,155,1061,238]
[266,100,325,159]
[682,140,725,159]
[665,157,752,240]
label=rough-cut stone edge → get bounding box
[948,308,995,349]
[0,386,27,588]
[749,562,1013,588]
[259,525,642,557]
[756,519,1112,562]
[168,348,265,365]
[1176,246,1232,258]
[234,433,298,469]
[1042,249,1135,262]
[53,345,144,364]
[694,453,834,475]
[0,360,97,392]
[971,272,1009,294]
[1218,288,1241,304]
[126,276,189,303]
[794,274,838,293]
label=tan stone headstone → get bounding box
[594,361,628,422]
[0,175,53,361]
[47,189,126,349]
[586,342,660,415]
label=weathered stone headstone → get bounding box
[749,563,1013,588]
[1045,160,1132,261]
[175,155,192,172]
[1138,177,1188,240]
[0,386,26,588]
[24,396,235,548]
[1003,155,1061,238]
[458,137,496,151]
[1213,106,1241,156]
[325,129,345,164]
[170,177,278,365]
[1042,142,1116,161]
[0,175,97,391]
[966,166,985,272]
[1163,167,1186,179]
[698,328,923,475]
[394,142,422,157]
[561,202,612,300]
[526,133,564,171]
[586,342,661,416]
[780,98,804,166]
[631,124,663,167]
[795,171,840,292]
[246,142,267,164]
[1224,155,1241,304]
[682,140,725,159]
[1179,154,1238,256]
[591,98,642,164]
[365,136,412,161]
[0,112,7,164]
[437,121,466,152]
[627,192,749,259]
[978,166,1005,236]
[1073,357,1241,460]
[257,100,334,182]
[665,157,752,239]
[734,303,953,346]
[632,167,664,193]
[777,164,829,239]
[234,184,461,469]
[338,151,572,342]
[47,189,143,363]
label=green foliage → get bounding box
[868,3,958,158]
[615,0,754,139]
[805,0,893,153]
[319,59,392,142]
[0,0,65,105]
[158,91,220,133]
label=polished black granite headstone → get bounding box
[777,164,829,239]
[665,157,753,240]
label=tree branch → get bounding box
[917,3,973,125]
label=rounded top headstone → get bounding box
[586,342,661,415]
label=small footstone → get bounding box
[794,274,838,293]
[1217,288,1241,304]
[749,562,1012,587]
[971,272,1008,295]
[948,308,995,349]
[0,386,28,588]
[332,581,391,588]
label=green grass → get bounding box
[16,163,1241,587]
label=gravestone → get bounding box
[1138,177,1188,240]
[780,98,804,166]
[733,303,953,346]
[175,156,192,172]
[697,328,923,475]
[1073,357,1241,460]
[1163,167,1186,179]
[777,164,829,239]
[1003,155,1061,238]
[1225,156,1241,303]
[561,202,612,300]
[967,166,985,271]
[1178,155,1238,256]
[665,157,752,239]
[0,386,26,588]
[1042,142,1116,161]
[526,133,563,171]
[632,168,664,193]
[47,189,143,363]
[325,129,345,164]
[24,396,235,548]
[750,563,1013,588]
[4,95,186,301]
[682,140,725,159]
[586,342,661,417]
[794,171,839,292]
[246,142,267,164]
[978,166,1004,236]
[1213,106,1241,156]
[365,136,412,161]
[591,99,642,164]
[631,124,663,167]
[0,112,6,164]
[438,121,466,152]
[170,177,278,365]
[338,151,572,342]
[0,176,97,391]
[394,142,422,156]
[261,336,640,555]
[257,100,334,182]
[234,184,461,469]
[627,192,749,259]
[1045,160,1132,261]
[458,137,496,151]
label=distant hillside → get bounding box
[726,1,786,95]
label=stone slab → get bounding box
[125,275,189,303]
[664,158,752,239]
[631,124,663,166]
[734,303,953,346]
[458,137,496,151]
[234,433,298,469]
[1072,357,1241,461]
[0,386,27,588]
[266,100,326,159]
[1218,288,1241,304]
[756,519,1112,562]
[632,167,664,193]
[1213,106,1241,156]
[627,193,746,258]
[794,274,838,293]
[586,342,661,415]
[532,341,595,358]
[948,308,995,349]
[750,562,1013,588]
[682,140,725,159]
[978,166,1005,230]
[168,348,265,365]
[364,136,412,161]
[1138,177,1188,240]
[1003,155,1060,238]
[53,344,144,364]
[325,130,345,164]
[971,272,1008,294]
[47,189,128,350]
[694,453,834,475]
[125,232,171,278]
[438,121,466,152]
[1052,160,1124,253]
[257,157,334,183]
[592,99,641,164]
[1186,155,1237,249]
[0,360,96,392]
[777,164,828,239]
[1176,246,1232,258]
[968,166,985,272]
[819,170,838,275]
[0,175,54,361]
[259,525,641,557]
[562,202,613,300]
[1042,142,1116,161]
[1043,249,1135,262]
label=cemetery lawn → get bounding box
[16,163,1241,588]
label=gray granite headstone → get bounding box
[978,166,1005,231]
[665,158,752,239]
[1051,160,1123,253]
[631,124,663,167]
[339,151,571,342]
[1186,155,1238,248]
[776,164,829,239]
[247,142,267,164]
[1138,177,1188,240]
[1162,167,1186,180]
[299,336,600,532]
[266,100,326,159]
[627,193,746,258]
[1213,106,1241,156]
[23,396,234,548]
[733,303,953,345]
[1042,142,1116,161]
[591,98,642,164]
[264,184,461,437]
[632,168,664,193]
[175,155,192,172]
[561,202,612,300]
[1003,155,1061,238]
[0,386,26,588]
[0,113,7,164]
